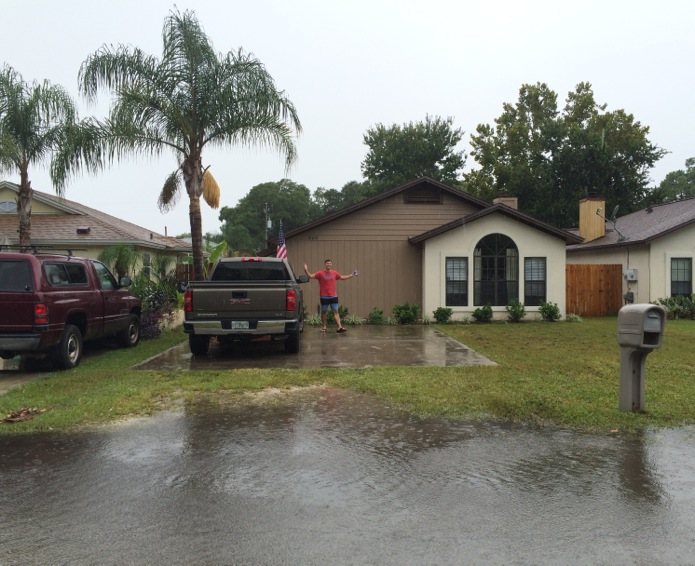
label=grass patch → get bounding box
[2,319,695,433]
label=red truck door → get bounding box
[90,261,131,334]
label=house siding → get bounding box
[286,192,480,318]
[422,213,568,321]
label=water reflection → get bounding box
[1,387,694,565]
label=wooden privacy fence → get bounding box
[566,264,623,317]
[175,263,193,283]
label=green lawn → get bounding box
[2,318,694,434]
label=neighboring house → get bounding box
[279,177,582,321]
[567,196,695,304]
[0,180,192,274]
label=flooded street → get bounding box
[2,387,695,565]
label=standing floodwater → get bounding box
[2,387,695,565]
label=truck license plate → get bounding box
[231,321,249,330]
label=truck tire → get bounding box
[117,314,141,348]
[54,324,83,369]
[284,330,300,354]
[189,335,211,356]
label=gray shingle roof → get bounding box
[0,181,192,252]
[567,198,695,250]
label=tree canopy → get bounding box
[361,115,466,193]
[656,157,695,201]
[0,63,78,250]
[465,82,667,228]
[219,179,316,255]
[54,9,301,280]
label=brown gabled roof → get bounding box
[409,203,583,245]
[283,177,490,239]
[0,181,192,252]
[567,198,695,251]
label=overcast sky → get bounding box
[2,0,694,237]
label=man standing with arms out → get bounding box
[304,259,358,333]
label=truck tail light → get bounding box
[34,303,48,325]
[286,289,297,311]
[184,289,192,313]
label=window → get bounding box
[45,262,89,286]
[0,200,17,213]
[0,260,33,291]
[473,234,518,306]
[524,258,547,306]
[446,257,468,306]
[91,261,118,290]
[671,258,692,296]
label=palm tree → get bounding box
[0,64,78,251]
[53,9,301,281]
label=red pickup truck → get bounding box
[0,252,142,369]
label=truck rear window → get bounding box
[44,262,89,286]
[211,263,290,281]
[0,260,34,292]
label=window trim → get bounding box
[524,257,547,306]
[445,257,468,306]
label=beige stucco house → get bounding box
[567,196,695,304]
[280,177,581,321]
[0,180,192,273]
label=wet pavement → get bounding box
[135,325,497,371]
[2,386,695,565]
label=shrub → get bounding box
[505,299,526,322]
[130,269,179,339]
[566,313,584,323]
[305,313,322,326]
[472,304,493,323]
[538,301,562,322]
[392,302,420,325]
[343,314,366,325]
[432,307,453,324]
[367,307,388,325]
[654,294,695,320]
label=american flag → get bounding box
[276,222,287,259]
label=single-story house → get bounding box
[0,180,192,275]
[278,177,582,321]
[567,196,695,304]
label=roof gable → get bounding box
[285,177,489,239]
[410,203,583,244]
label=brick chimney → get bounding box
[578,196,606,242]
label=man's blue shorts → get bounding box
[320,296,339,312]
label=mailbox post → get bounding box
[616,304,665,412]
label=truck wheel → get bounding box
[285,330,300,354]
[189,335,211,356]
[54,325,83,369]
[117,314,141,348]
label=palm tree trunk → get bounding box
[18,167,32,252]
[189,193,205,281]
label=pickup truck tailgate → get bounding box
[0,292,35,332]
[190,285,289,318]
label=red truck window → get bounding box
[0,260,34,291]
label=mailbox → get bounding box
[617,304,665,350]
[616,304,666,412]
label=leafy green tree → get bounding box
[97,244,141,280]
[361,115,466,192]
[54,9,301,280]
[466,82,666,228]
[0,64,78,251]
[658,157,695,201]
[219,179,316,254]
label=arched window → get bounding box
[474,234,518,306]
[0,201,17,213]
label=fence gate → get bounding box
[566,264,623,317]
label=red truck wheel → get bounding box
[53,325,83,369]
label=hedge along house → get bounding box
[0,180,192,273]
[278,177,582,321]
[566,195,695,304]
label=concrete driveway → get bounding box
[135,325,496,371]
[1,325,495,394]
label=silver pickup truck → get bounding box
[182,257,309,355]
